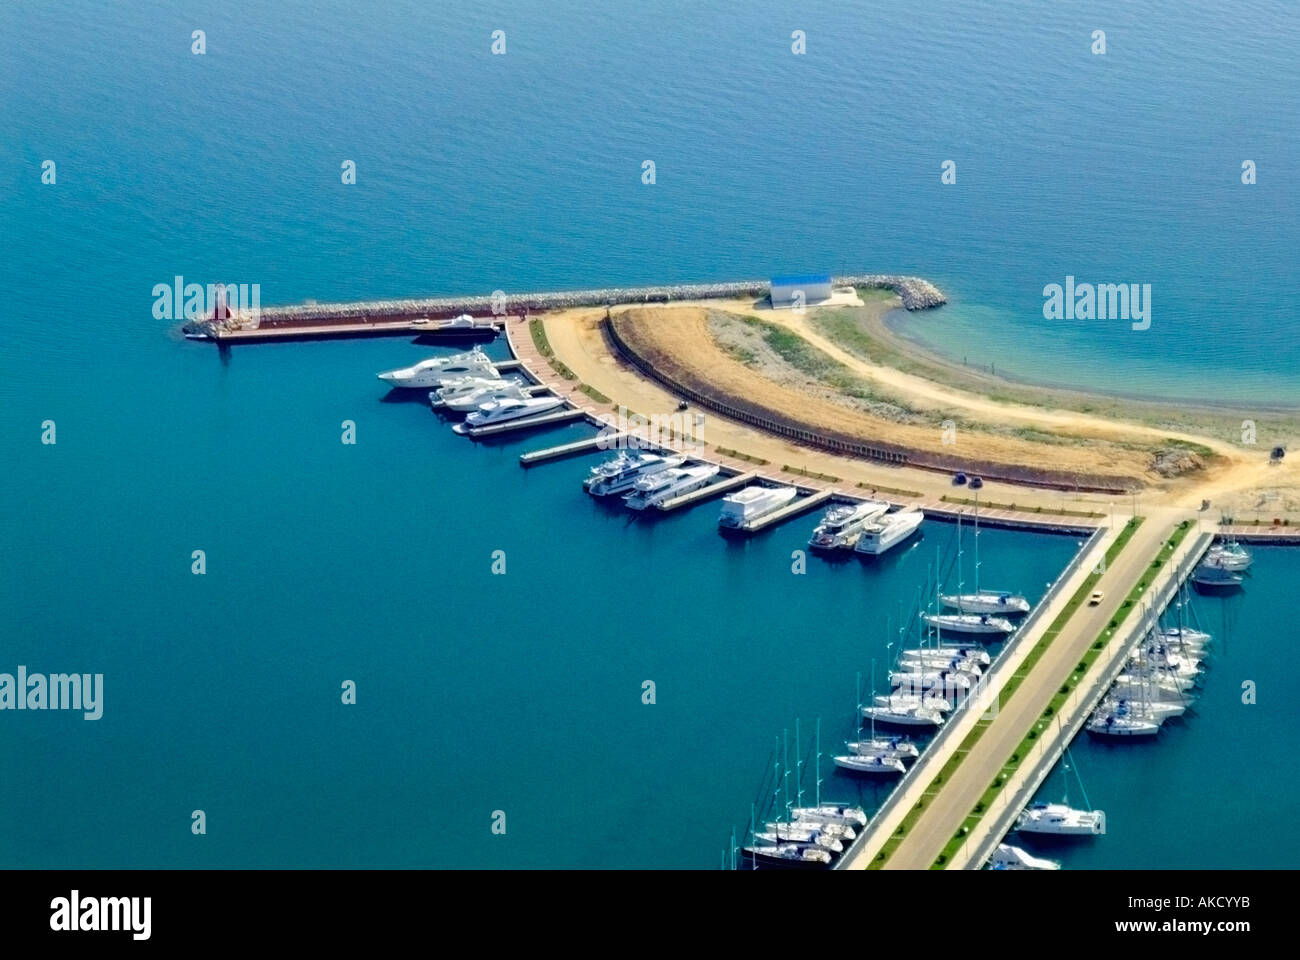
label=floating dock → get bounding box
[657,470,758,512]
[518,432,633,465]
[460,408,586,438]
[739,488,836,532]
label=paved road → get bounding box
[883,512,1187,869]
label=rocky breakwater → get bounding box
[183,275,947,335]
[838,275,947,310]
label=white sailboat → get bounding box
[923,610,1015,637]
[901,645,990,666]
[833,753,906,775]
[752,828,843,853]
[742,843,832,867]
[788,718,869,830]
[939,506,1029,614]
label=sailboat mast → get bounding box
[782,728,790,822]
[815,717,822,807]
[870,658,877,739]
[795,718,804,811]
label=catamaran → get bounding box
[1016,750,1105,836]
[989,844,1061,870]
[377,347,498,388]
[808,500,890,550]
[854,508,925,555]
[718,485,798,529]
[452,396,565,434]
[583,450,686,496]
[1016,803,1106,836]
[622,464,720,511]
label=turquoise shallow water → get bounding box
[1,0,1297,868]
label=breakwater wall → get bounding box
[224,274,946,330]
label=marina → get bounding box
[193,288,1296,872]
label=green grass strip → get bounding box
[870,516,1147,869]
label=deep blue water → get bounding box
[1,0,1296,868]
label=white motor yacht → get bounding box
[377,348,498,388]
[452,395,565,434]
[718,485,798,528]
[854,509,925,555]
[583,451,685,497]
[441,383,532,413]
[808,500,890,550]
[622,464,719,511]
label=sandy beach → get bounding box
[536,296,1300,519]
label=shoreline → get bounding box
[878,301,1300,416]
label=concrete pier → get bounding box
[459,408,586,438]
[519,433,630,465]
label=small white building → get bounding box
[769,274,833,309]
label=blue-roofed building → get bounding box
[769,274,832,309]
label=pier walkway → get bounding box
[836,511,1205,870]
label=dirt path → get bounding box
[539,303,1297,514]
